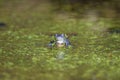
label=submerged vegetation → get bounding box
[0,0,120,80]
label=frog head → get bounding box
[55,34,66,48]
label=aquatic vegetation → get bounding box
[0,0,120,80]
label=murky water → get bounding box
[0,1,120,80]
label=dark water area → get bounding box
[107,27,120,34]
[0,22,6,27]
[0,22,8,31]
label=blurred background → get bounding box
[51,0,120,18]
[0,0,120,32]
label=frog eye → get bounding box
[65,34,68,38]
[61,34,64,37]
[55,34,58,37]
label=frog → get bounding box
[48,34,71,48]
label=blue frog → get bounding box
[48,34,71,48]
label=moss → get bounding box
[0,0,120,80]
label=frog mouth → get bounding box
[56,40,65,47]
[57,40,64,44]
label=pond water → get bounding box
[0,0,120,80]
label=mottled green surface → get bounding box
[0,0,120,80]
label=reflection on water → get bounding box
[56,50,65,60]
